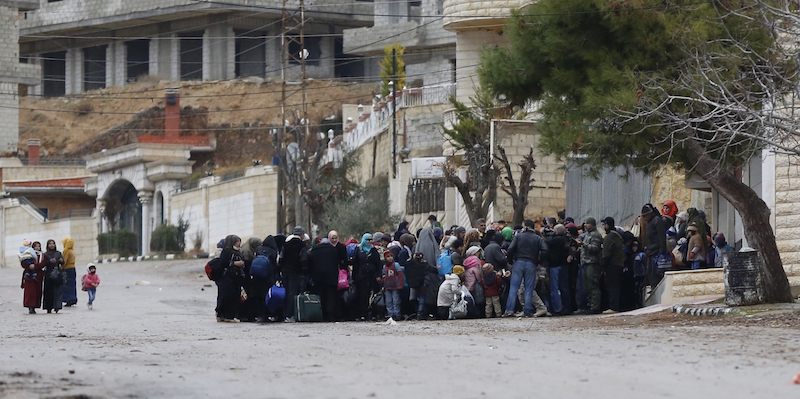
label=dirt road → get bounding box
[1,260,798,398]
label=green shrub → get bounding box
[97,230,139,257]
[150,217,189,254]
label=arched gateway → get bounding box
[84,144,195,256]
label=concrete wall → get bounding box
[405,54,454,87]
[492,121,565,222]
[772,153,800,287]
[169,166,278,254]
[350,127,393,186]
[0,83,18,153]
[454,30,505,104]
[1,200,98,267]
[402,103,449,157]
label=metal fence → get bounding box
[565,163,651,229]
[406,179,446,215]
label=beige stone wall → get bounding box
[773,154,800,286]
[350,127,393,186]
[170,167,278,253]
[493,121,565,222]
[3,166,94,182]
[454,30,507,104]
[2,201,97,267]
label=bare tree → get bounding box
[495,146,536,226]
[611,1,800,302]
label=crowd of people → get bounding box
[209,201,732,323]
[19,237,100,313]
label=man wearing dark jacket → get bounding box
[404,252,438,320]
[579,217,603,314]
[504,220,549,317]
[641,204,668,287]
[601,217,625,313]
[309,238,343,321]
[545,224,570,315]
[484,234,508,272]
[280,226,308,322]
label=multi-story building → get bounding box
[18,0,374,97]
[0,1,41,153]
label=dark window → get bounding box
[126,39,150,82]
[83,45,107,91]
[235,31,266,78]
[334,37,362,78]
[179,33,204,80]
[288,37,321,66]
[42,51,66,97]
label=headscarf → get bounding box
[241,237,262,261]
[223,234,241,252]
[399,233,416,250]
[501,226,514,241]
[414,227,441,266]
[662,200,678,220]
[685,208,707,239]
[433,227,443,244]
[359,233,373,253]
[260,236,279,260]
[465,246,482,258]
[463,255,480,269]
[394,221,409,241]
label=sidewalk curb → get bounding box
[672,304,741,316]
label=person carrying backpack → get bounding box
[405,252,438,320]
[250,236,279,322]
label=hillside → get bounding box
[19,79,380,168]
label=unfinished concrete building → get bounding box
[342,0,456,87]
[18,0,374,97]
[0,1,41,153]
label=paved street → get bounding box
[1,260,798,398]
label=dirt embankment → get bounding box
[19,79,379,171]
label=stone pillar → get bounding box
[169,34,179,81]
[65,48,84,94]
[114,41,126,86]
[265,25,281,79]
[97,199,108,234]
[149,38,159,77]
[139,191,153,255]
[226,26,235,80]
[202,29,210,81]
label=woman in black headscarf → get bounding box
[251,236,280,322]
[216,234,245,322]
[42,239,65,314]
[394,221,410,242]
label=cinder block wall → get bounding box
[773,153,800,287]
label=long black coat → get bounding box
[309,242,342,287]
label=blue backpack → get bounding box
[249,255,272,279]
[437,250,454,277]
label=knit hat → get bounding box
[585,217,596,227]
[482,263,494,273]
[714,233,727,246]
[565,217,574,224]
[293,226,306,236]
[22,238,31,247]
[452,265,465,276]
[553,224,566,236]
[383,249,393,258]
[676,211,688,222]
[567,225,579,237]
[463,256,481,269]
[454,226,466,237]
[465,246,482,258]
[373,232,384,243]
[87,263,96,273]
[381,234,391,242]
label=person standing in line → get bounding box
[545,224,571,315]
[217,235,245,323]
[81,263,100,310]
[280,227,307,323]
[42,239,65,314]
[503,219,548,317]
[601,217,625,314]
[328,230,349,271]
[61,237,78,307]
[309,238,343,322]
[354,233,381,321]
[378,251,405,321]
[579,218,603,314]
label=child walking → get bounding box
[81,263,100,310]
[378,250,404,321]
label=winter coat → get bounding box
[645,214,668,256]
[483,242,507,271]
[437,274,461,307]
[507,230,548,265]
[82,270,100,289]
[415,227,441,267]
[355,247,381,280]
[481,271,503,297]
[464,262,483,292]
[280,236,307,274]
[580,227,603,265]
[545,235,569,267]
[333,242,349,270]
[687,233,707,263]
[405,260,436,288]
[62,238,75,270]
[309,242,342,287]
[424,273,444,306]
[381,262,405,291]
[602,230,625,268]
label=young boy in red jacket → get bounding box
[481,263,505,318]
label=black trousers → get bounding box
[282,272,301,319]
[216,274,241,320]
[604,264,623,312]
[315,284,340,321]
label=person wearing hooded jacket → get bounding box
[251,236,280,322]
[238,236,263,322]
[437,266,464,319]
[415,227,441,269]
[354,233,381,321]
[280,227,308,322]
[405,252,438,320]
[463,255,484,317]
[309,238,345,321]
[61,237,78,306]
[217,235,245,322]
[579,218,604,314]
[640,204,668,287]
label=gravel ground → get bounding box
[1,259,798,399]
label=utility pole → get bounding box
[280,0,309,234]
[392,48,397,179]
